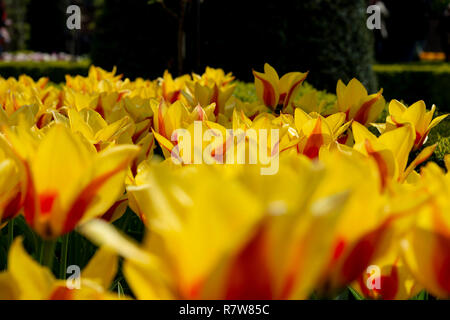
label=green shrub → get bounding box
[287,0,378,92]
[426,115,450,168]
[233,81,337,112]
[374,63,450,112]
[0,60,90,83]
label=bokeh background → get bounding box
[0,0,449,108]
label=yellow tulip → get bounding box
[352,122,436,188]
[159,70,191,103]
[193,66,235,87]
[83,154,385,300]
[335,78,385,126]
[384,100,448,151]
[0,136,25,223]
[2,124,139,238]
[292,109,350,159]
[253,63,308,112]
[401,160,450,298]
[184,81,236,117]
[352,216,423,300]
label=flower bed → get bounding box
[0,65,448,300]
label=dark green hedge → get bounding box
[0,60,90,83]
[374,63,450,112]
[91,0,377,91]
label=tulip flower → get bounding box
[0,137,25,224]
[2,124,139,238]
[381,100,448,151]
[335,78,385,126]
[82,149,438,300]
[82,154,392,300]
[0,238,120,300]
[159,70,191,103]
[52,108,134,151]
[184,81,236,117]
[193,66,235,87]
[352,122,437,188]
[305,149,397,295]
[151,99,190,141]
[352,217,423,300]
[253,63,308,112]
[401,160,450,298]
[290,109,350,159]
[0,63,448,301]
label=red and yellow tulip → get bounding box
[335,78,385,126]
[2,124,138,238]
[253,63,308,112]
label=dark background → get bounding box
[4,0,450,93]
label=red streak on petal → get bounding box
[212,84,220,117]
[36,114,46,129]
[39,191,58,216]
[100,198,127,222]
[365,139,388,190]
[340,225,387,285]
[337,134,349,145]
[62,159,130,234]
[41,92,50,104]
[56,91,64,109]
[344,109,350,121]
[117,91,127,102]
[414,131,427,150]
[49,286,73,300]
[283,75,307,109]
[433,233,450,294]
[373,266,399,300]
[303,118,324,159]
[195,105,205,121]
[390,116,403,128]
[40,78,49,89]
[353,93,382,125]
[169,90,181,104]
[225,226,272,300]
[332,238,347,263]
[279,93,286,106]
[2,191,22,221]
[253,72,277,108]
[132,119,151,144]
[185,280,204,299]
[95,97,105,118]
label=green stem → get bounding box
[7,219,14,249]
[119,210,132,233]
[59,234,70,279]
[39,239,56,270]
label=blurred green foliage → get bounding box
[426,115,450,167]
[0,60,90,83]
[374,63,450,112]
